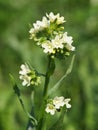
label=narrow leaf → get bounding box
[48,55,75,95]
[9,74,38,126]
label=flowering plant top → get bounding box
[29,12,75,58]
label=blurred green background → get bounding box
[0,0,98,130]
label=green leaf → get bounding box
[48,54,75,95]
[9,74,38,127]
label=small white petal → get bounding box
[66,103,71,108]
[45,103,56,115]
[53,96,65,109]
[22,80,28,86]
[42,41,55,54]
[46,12,65,24]
[64,98,71,109]
[19,64,32,87]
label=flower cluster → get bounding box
[29,12,75,58]
[45,96,71,115]
[19,64,41,87]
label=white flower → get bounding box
[62,32,75,51]
[29,28,35,39]
[19,64,41,87]
[19,64,31,87]
[19,75,31,86]
[29,16,49,34]
[19,64,31,75]
[41,16,50,28]
[33,21,42,32]
[63,32,73,44]
[64,98,71,108]
[41,34,64,54]
[52,35,64,49]
[29,28,35,34]
[46,12,56,22]
[33,17,49,30]
[45,103,56,115]
[65,44,75,51]
[42,41,55,54]
[45,97,71,115]
[53,96,65,109]
[56,14,65,24]
[46,12,65,24]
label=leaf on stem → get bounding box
[9,74,38,126]
[48,54,75,95]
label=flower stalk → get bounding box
[37,56,54,130]
[43,56,53,97]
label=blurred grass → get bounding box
[0,0,98,130]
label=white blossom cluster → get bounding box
[45,96,71,115]
[29,12,75,58]
[19,64,41,87]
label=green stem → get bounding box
[37,56,52,130]
[26,105,36,130]
[43,56,52,97]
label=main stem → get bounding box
[37,56,52,130]
[43,56,52,97]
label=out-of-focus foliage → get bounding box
[0,0,98,130]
